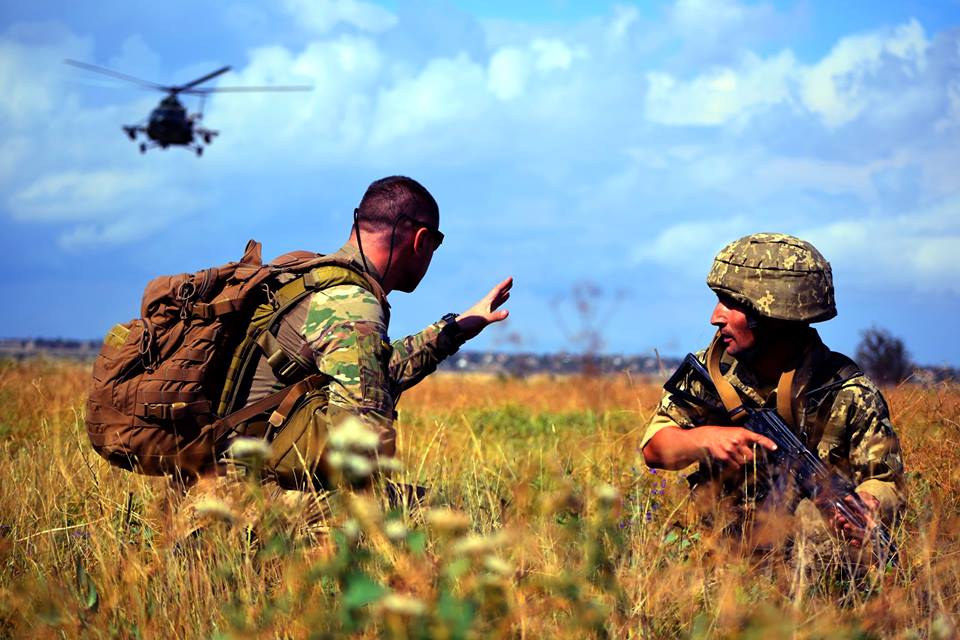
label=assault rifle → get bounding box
[664,353,897,566]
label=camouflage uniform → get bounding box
[173,243,464,537]
[643,233,906,558]
[243,243,466,458]
[641,331,906,527]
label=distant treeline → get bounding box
[1,337,956,381]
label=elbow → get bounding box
[642,441,666,469]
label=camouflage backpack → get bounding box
[84,240,385,477]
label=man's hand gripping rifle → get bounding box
[664,354,897,566]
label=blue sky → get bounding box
[1,0,959,365]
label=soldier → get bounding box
[175,176,511,533]
[239,175,511,463]
[641,233,905,558]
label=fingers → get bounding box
[488,277,513,311]
[486,309,509,323]
[487,277,513,299]
[744,431,778,451]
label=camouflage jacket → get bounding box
[244,243,465,456]
[641,329,906,519]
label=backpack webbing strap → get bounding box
[213,373,327,443]
[217,262,384,418]
[253,264,381,382]
[256,330,311,382]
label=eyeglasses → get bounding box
[399,214,444,247]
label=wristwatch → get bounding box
[439,312,467,347]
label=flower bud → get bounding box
[596,484,620,507]
[227,438,272,466]
[384,519,408,542]
[483,555,514,577]
[381,593,426,617]
[425,509,471,535]
[193,498,236,524]
[328,417,381,452]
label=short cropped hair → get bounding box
[356,176,439,234]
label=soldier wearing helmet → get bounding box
[641,233,905,554]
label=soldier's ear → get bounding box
[411,227,433,256]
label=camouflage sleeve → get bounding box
[388,318,463,393]
[819,376,906,520]
[641,351,719,449]
[301,284,396,456]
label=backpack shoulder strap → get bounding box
[803,351,863,410]
[216,259,385,418]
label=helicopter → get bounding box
[65,59,311,156]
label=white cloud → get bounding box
[634,195,960,294]
[645,50,795,125]
[281,0,397,34]
[803,197,960,293]
[632,215,754,275]
[0,31,91,126]
[7,168,203,248]
[488,47,530,100]
[486,38,583,101]
[645,18,934,130]
[670,0,753,35]
[800,19,929,127]
[10,170,154,221]
[370,53,489,146]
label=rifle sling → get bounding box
[705,332,798,429]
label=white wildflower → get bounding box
[483,555,514,577]
[596,484,620,507]
[193,498,236,524]
[384,519,408,542]
[328,417,381,452]
[425,509,471,535]
[380,593,426,617]
[377,457,403,474]
[345,453,374,480]
[342,518,361,542]
[452,532,509,557]
[227,437,272,465]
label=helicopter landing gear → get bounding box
[139,143,147,154]
[195,146,203,157]
[203,133,212,144]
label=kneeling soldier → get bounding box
[642,233,905,562]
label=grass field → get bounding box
[1,359,958,638]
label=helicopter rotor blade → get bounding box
[176,66,232,92]
[185,85,314,94]
[64,59,166,91]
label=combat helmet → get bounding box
[706,233,836,323]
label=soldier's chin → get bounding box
[393,277,420,293]
[727,344,757,362]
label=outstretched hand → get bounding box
[455,277,513,341]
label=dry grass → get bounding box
[0,360,958,638]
